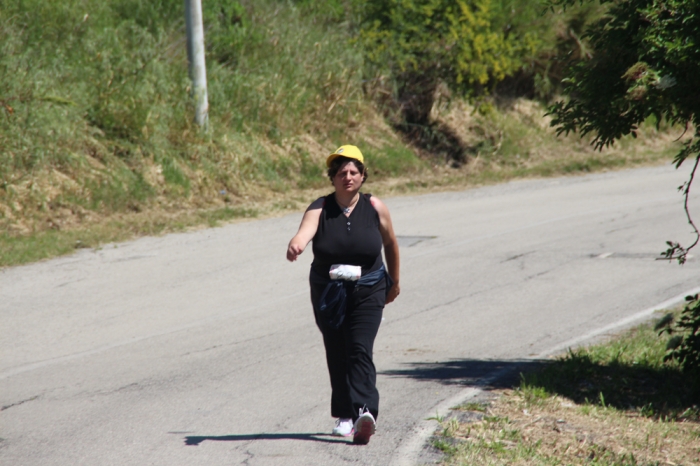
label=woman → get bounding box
[286,145,400,445]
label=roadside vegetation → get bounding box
[0,0,690,267]
[432,303,700,465]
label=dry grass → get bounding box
[0,97,686,267]
[436,98,681,175]
[440,390,700,465]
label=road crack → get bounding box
[1,395,40,411]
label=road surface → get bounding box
[1,165,698,465]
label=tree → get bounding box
[547,0,700,264]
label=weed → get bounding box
[483,415,507,424]
[458,402,487,412]
[441,418,460,437]
[500,428,520,442]
[432,438,458,455]
[427,411,445,423]
[518,379,550,406]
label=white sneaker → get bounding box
[353,408,376,445]
[332,418,354,437]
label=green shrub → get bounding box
[357,0,533,124]
[490,0,606,100]
[658,295,700,375]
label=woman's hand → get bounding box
[386,282,400,304]
[286,242,305,262]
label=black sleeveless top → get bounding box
[311,193,384,276]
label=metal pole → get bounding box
[185,0,209,129]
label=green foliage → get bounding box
[489,0,606,99]
[364,146,427,177]
[202,1,249,68]
[458,401,487,412]
[657,295,700,375]
[431,437,458,454]
[0,0,366,145]
[549,0,700,152]
[0,0,188,211]
[518,379,550,405]
[358,0,536,124]
[356,0,606,124]
[202,0,365,137]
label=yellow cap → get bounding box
[326,145,364,167]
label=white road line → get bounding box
[535,285,700,358]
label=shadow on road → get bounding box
[382,356,699,420]
[184,433,350,446]
[380,358,548,389]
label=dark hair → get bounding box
[327,156,368,183]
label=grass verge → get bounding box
[433,313,700,465]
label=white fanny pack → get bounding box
[329,264,361,281]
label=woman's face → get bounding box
[332,161,364,194]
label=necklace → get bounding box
[336,194,358,214]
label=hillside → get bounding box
[0,0,680,265]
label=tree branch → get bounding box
[683,155,700,250]
[659,153,700,265]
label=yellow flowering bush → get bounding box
[358,0,538,124]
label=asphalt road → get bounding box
[1,165,698,466]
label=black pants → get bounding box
[311,278,386,422]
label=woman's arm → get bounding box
[286,197,324,262]
[371,196,400,304]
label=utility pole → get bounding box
[185,0,209,129]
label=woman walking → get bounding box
[286,145,400,445]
